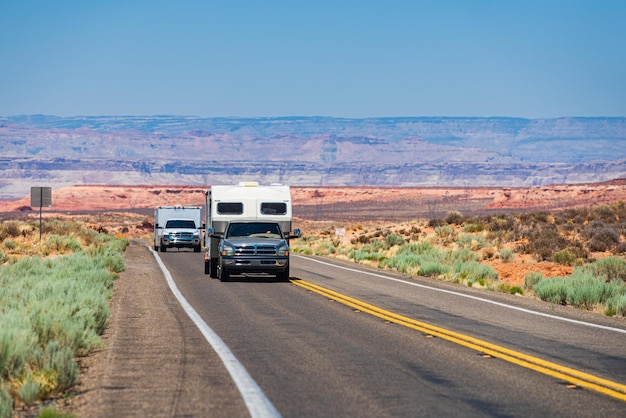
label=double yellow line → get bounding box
[292,279,626,402]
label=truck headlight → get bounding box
[277,245,289,257]
[221,245,234,257]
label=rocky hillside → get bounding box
[1,115,625,199]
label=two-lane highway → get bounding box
[157,249,626,417]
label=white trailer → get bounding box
[203,182,297,277]
[154,205,203,252]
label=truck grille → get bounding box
[170,232,194,238]
[235,245,277,256]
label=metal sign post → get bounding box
[30,187,52,242]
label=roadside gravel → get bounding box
[68,240,248,417]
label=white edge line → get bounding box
[295,255,626,334]
[150,248,282,418]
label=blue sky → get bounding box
[1,1,624,118]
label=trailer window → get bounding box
[217,202,243,215]
[261,202,287,215]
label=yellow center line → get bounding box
[291,279,626,402]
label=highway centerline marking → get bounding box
[291,278,626,402]
[295,255,626,335]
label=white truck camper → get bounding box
[154,205,203,252]
[203,182,300,279]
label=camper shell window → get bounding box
[261,202,287,215]
[217,202,244,215]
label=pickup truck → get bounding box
[212,220,301,282]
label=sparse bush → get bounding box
[384,233,404,247]
[18,374,42,405]
[551,249,576,266]
[533,277,569,305]
[418,261,447,277]
[0,387,12,418]
[434,225,457,245]
[463,222,484,233]
[45,235,82,254]
[582,256,626,282]
[498,283,524,295]
[428,218,445,228]
[605,294,626,316]
[499,248,515,262]
[445,211,464,225]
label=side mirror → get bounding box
[286,228,301,240]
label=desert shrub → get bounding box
[587,227,620,252]
[0,387,12,418]
[1,221,22,238]
[0,248,7,264]
[453,261,498,284]
[605,294,626,316]
[43,341,78,391]
[582,256,626,282]
[445,211,464,225]
[498,283,524,295]
[3,239,16,250]
[486,215,516,232]
[499,248,515,262]
[592,204,618,222]
[533,266,626,310]
[434,225,457,245]
[384,233,404,247]
[551,249,577,266]
[457,234,488,250]
[616,242,626,255]
[418,261,447,277]
[463,222,484,233]
[449,248,480,263]
[18,374,42,405]
[318,241,337,255]
[533,277,569,304]
[522,223,573,261]
[45,235,82,254]
[428,218,445,228]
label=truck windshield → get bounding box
[165,220,196,229]
[226,223,281,239]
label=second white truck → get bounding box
[154,205,203,252]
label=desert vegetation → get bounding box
[292,202,626,316]
[0,217,128,418]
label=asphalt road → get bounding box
[157,249,626,417]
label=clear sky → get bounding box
[1,0,625,118]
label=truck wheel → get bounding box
[204,261,210,275]
[154,245,159,251]
[277,266,290,282]
[160,244,166,252]
[194,245,201,253]
[218,264,229,282]
[210,259,218,278]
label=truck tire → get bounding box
[194,245,201,253]
[218,263,229,282]
[277,266,290,282]
[160,244,166,252]
[210,259,218,278]
[204,261,210,275]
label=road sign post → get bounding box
[30,187,52,242]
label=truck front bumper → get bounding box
[161,237,201,248]
[221,257,288,274]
